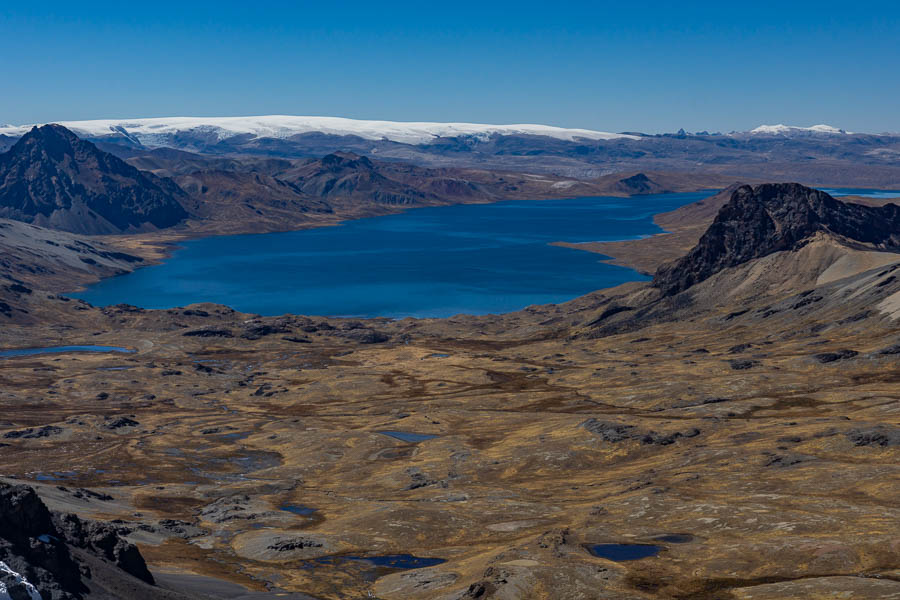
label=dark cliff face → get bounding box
[0,483,86,599]
[0,125,188,234]
[0,482,155,599]
[654,183,900,295]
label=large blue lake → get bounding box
[72,192,715,318]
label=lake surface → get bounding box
[0,345,135,358]
[72,193,716,318]
[73,192,711,317]
[824,188,900,199]
[72,189,900,318]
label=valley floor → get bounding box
[1,279,899,599]
[1,186,899,600]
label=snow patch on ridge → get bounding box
[0,561,41,600]
[0,115,639,146]
[750,124,848,135]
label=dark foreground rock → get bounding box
[0,481,170,599]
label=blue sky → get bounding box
[2,1,898,133]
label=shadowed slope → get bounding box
[0,125,188,235]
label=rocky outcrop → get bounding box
[846,426,900,447]
[0,125,188,234]
[581,419,700,445]
[0,482,157,599]
[0,483,87,599]
[51,514,154,585]
[613,173,668,195]
[654,183,900,296]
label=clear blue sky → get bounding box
[2,1,898,133]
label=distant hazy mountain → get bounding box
[0,125,188,234]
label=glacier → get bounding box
[0,115,639,146]
[750,123,847,135]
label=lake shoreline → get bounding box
[70,193,716,318]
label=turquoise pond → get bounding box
[71,192,717,318]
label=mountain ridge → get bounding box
[653,183,900,296]
[3,118,898,186]
[0,116,638,146]
[0,125,188,235]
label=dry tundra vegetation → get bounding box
[0,125,899,600]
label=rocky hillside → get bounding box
[0,218,148,310]
[0,481,189,599]
[654,183,900,295]
[276,152,467,206]
[0,125,188,235]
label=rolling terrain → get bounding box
[0,121,898,599]
[0,181,898,599]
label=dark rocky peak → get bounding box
[14,123,81,161]
[614,173,659,194]
[0,124,188,234]
[285,151,427,205]
[6,125,130,180]
[654,183,900,295]
[319,151,374,171]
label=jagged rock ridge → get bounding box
[0,482,156,599]
[654,183,900,295]
[0,125,188,235]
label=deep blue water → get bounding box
[0,345,135,358]
[280,503,317,516]
[823,188,900,199]
[585,543,661,561]
[309,554,446,570]
[71,193,717,318]
[378,431,439,443]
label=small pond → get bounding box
[585,543,660,561]
[0,345,135,358]
[378,431,438,443]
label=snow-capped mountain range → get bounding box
[0,115,639,146]
[0,115,857,148]
[749,124,849,135]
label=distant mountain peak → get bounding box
[0,124,188,234]
[749,124,848,135]
[653,183,900,295]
